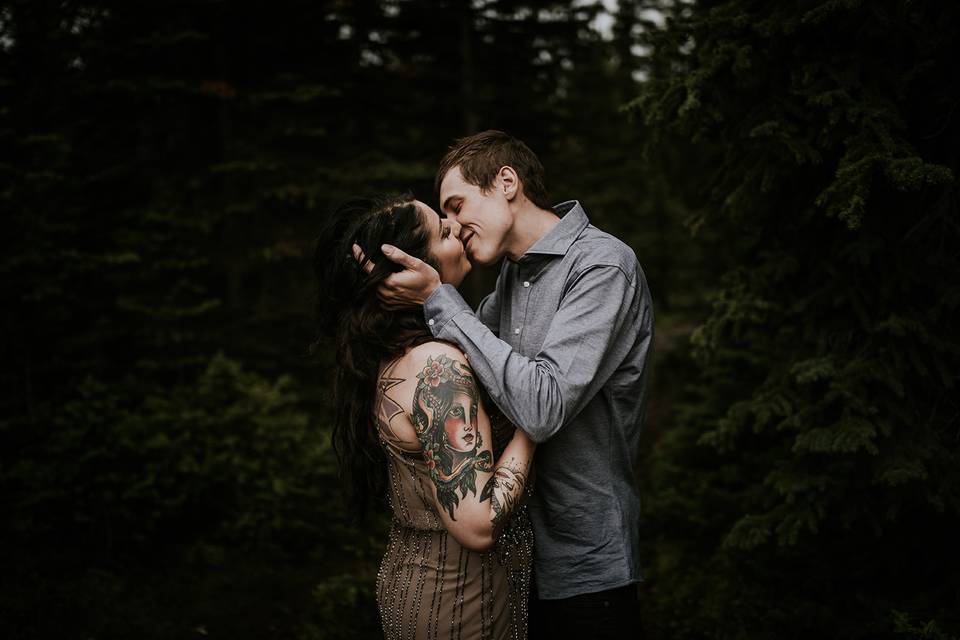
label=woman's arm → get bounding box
[399,342,535,551]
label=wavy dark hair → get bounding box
[312,193,438,516]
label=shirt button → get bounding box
[428,318,435,326]
[523,281,530,288]
[514,327,521,335]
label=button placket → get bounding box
[515,268,533,343]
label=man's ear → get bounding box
[497,166,520,201]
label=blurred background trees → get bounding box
[1,0,957,638]
[629,1,960,638]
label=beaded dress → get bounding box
[376,408,533,640]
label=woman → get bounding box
[313,193,535,640]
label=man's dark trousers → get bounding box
[529,583,640,639]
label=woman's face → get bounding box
[418,200,471,287]
[442,388,477,453]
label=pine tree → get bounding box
[1,1,681,637]
[629,1,960,637]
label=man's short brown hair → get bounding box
[435,130,551,210]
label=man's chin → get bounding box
[466,248,495,267]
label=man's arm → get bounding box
[360,243,652,442]
[425,265,653,443]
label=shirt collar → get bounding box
[520,200,589,259]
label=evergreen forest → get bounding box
[2,1,958,638]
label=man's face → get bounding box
[439,166,514,266]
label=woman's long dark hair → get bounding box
[312,194,437,516]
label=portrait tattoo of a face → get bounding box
[412,354,493,519]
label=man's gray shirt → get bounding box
[424,200,654,600]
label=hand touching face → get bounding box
[350,200,461,310]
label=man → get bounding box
[371,130,653,637]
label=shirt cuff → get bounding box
[423,283,473,336]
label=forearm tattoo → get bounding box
[412,354,493,519]
[480,457,528,528]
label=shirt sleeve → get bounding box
[423,265,652,443]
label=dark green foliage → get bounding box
[893,611,960,640]
[0,1,681,638]
[630,1,960,637]
[1,352,368,639]
[8,0,954,637]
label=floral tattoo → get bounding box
[412,354,493,519]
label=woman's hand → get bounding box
[353,243,441,310]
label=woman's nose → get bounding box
[449,218,463,238]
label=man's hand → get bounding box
[352,243,442,310]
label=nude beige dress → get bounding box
[376,414,533,640]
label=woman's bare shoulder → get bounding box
[389,340,467,378]
[403,340,467,363]
[376,342,467,406]
[374,342,470,451]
